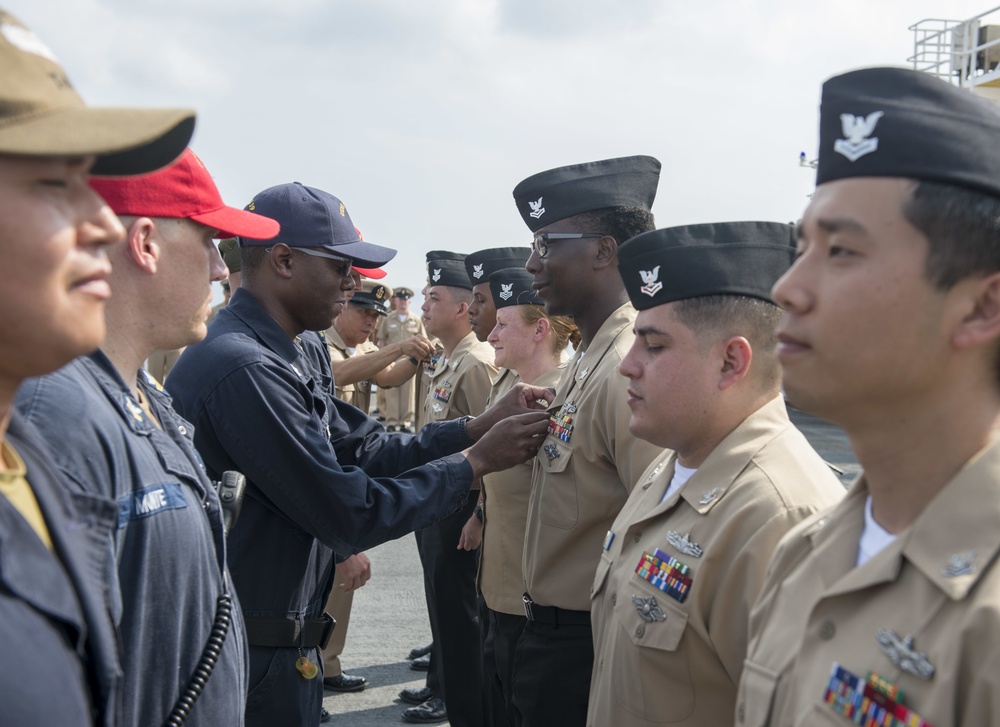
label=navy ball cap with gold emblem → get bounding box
[349,282,390,315]
[618,221,795,311]
[426,250,471,290]
[817,67,1000,198]
[241,182,397,268]
[512,155,661,232]
[465,247,531,286]
[488,267,542,309]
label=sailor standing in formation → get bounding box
[588,220,843,727]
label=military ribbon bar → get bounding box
[823,663,933,727]
[634,548,692,604]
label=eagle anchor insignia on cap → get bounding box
[833,111,884,162]
[639,266,662,297]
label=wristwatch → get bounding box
[474,504,484,523]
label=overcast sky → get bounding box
[16,0,997,297]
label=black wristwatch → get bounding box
[474,504,484,523]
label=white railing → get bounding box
[909,5,1000,87]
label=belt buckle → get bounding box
[522,593,534,621]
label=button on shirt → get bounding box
[16,351,246,727]
[737,435,1000,727]
[165,288,475,623]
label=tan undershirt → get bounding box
[0,439,53,550]
[135,388,161,429]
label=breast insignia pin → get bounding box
[631,595,666,623]
[876,628,935,680]
[667,531,703,558]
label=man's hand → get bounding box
[466,383,555,441]
[457,514,483,551]
[337,553,372,592]
[464,410,551,479]
[399,335,435,361]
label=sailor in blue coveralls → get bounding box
[17,149,278,726]
[0,9,196,725]
[168,182,553,727]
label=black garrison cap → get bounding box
[488,267,542,309]
[618,221,795,311]
[817,67,1000,198]
[349,282,390,315]
[426,250,472,290]
[464,247,531,285]
[512,155,661,232]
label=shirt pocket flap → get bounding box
[616,588,688,652]
[537,437,573,474]
[592,553,613,600]
[735,659,781,727]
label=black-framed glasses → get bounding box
[531,233,604,259]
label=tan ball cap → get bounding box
[0,9,195,175]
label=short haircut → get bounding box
[239,245,269,281]
[434,285,473,305]
[903,181,1000,385]
[672,295,783,392]
[903,180,1000,290]
[572,205,656,245]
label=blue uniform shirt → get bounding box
[0,410,122,727]
[166,288,474,622]
[16,352,247,727]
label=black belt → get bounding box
[243,613,336,649]
[522,594,590,626]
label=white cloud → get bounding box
[9,0,995,295]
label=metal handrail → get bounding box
[909,5,1000,87]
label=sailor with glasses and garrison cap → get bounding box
[509,156,666,727]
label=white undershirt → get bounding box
[855,495,897,567]
[397,313,408,322]
[660,463,698,504]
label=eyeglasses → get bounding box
[531,233,604,259]
[266,246,353,274]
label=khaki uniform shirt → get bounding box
[480,366,563,615]
[324,325,378,412]
[423,332,497,428]
[377,311,425,347]
[588,397,844,727]
[736,435,1000,727]
[524,303,662,612]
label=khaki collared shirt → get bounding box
[377,311,425,346]
[422,332,497,427]
[324,325,378,412]
[588,397,844,727]
[736,435,1000,727]
[480,366,563,615]
[524,303,662,612]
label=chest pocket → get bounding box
[426,379,455,422]
[611,576,692,721]
[734,660,781,727]
[536,437,577,529]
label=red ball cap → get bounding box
[89,148,280,240]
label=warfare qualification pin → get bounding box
[632,595,666,623]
